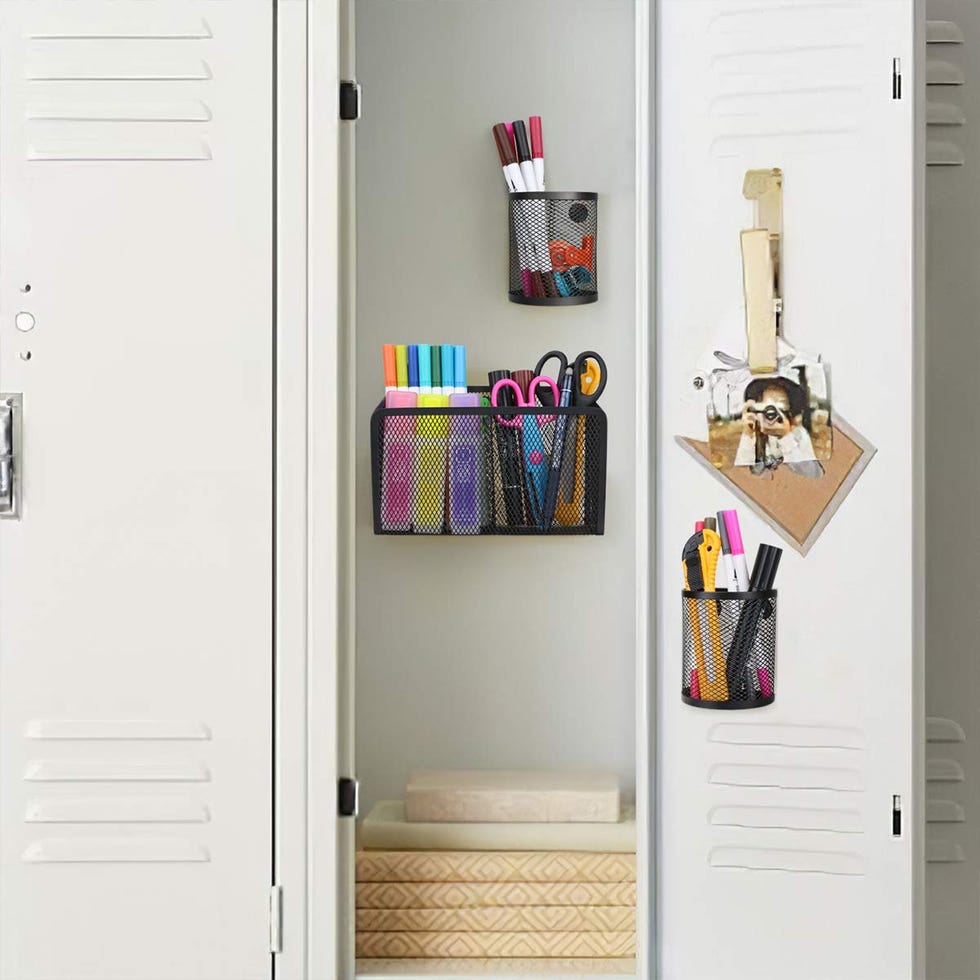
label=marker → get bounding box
[723,509,750,592]
[382,344,397,392]
[715,510,734,592]
[415,394,450,534]
[407,344,420,395]
[448,392,483,534]
[695,520,705,533]
[431,345,442,395]
[512,120,538,192]
[492,123,527,193]
[418,343,432,395]
[454,345,467,394]
[381,390,417,531]
[441,344,455,396]
[504,121,517,155]
[395,345,408,391]
[529,116,545,190]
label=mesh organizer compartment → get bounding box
[508,192,598,306]
[370,388,607,535]
[682,590,776,709]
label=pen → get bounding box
[418,343,432,395]
[441,344,455,396]
[431,345,442,396]
[541,367,574,530]
[383,344,397,393]
[408,344,420,395]
[529,116,545,190]
[723,510,751,592]
[454,345,467,394]
[492,122,527,193]
[512,120,538,192]
[395,345,408,392]
[716,510,735,592]
[489,369,526,527]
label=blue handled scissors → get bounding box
[491,375,559,528]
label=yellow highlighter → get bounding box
[682,537,710,698]
[414,394,449,533]
[699,528,730,701]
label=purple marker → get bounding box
[448,393,483,534]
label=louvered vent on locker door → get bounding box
[23,10,214,163]
[926,716,967,865]
[706,5,867,159]
[22,719,213,864]
[706,724,867,877]
[927,19,965,166]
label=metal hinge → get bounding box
[338,777,359,817]
[340,80,360,121]
[892,58,902,100]
[269,885,282,954]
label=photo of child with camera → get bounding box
[733,377,823,477]
[705,357,832,479]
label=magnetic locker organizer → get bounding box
[508,192,598,305]
[681,590,777,709]
[370,390,607,535]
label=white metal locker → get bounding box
[0,3,276,979]
[656,2,921,978]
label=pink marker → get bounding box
[504,121,517,155]
[529,116,545,190]
[723,509,750,592]
[381,391,417,531]
[695,520,705,533]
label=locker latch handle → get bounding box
[0,394,21,520]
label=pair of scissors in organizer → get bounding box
[681,528,729,701]
[490,375,559,528]
[533,350,608,526]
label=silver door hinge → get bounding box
[892,58,902,100]
[340,80,360,121]
[269,885,282,954]
[338,777,359,817]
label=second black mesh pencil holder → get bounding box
[370,390,607,535]
[508,192,598,306]
[682,591,776,709]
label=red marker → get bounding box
[529,116,545,190]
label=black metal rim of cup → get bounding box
[681,589,776,710]
[509,191,598,307]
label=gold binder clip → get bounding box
[740,168,782,374]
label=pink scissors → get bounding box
[490,375,559,527]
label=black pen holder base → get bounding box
[681,590,777,709]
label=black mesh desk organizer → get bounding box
[371,389,607,535]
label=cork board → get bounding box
[677,415,875,556]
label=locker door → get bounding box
[0,3,274,979]
[657,1,918,978]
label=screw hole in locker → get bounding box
[15,312,35,333]
[19,351,31,361]
[20,284,30,293]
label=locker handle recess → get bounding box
[0,394,22,519]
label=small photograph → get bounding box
[706,357,832,478]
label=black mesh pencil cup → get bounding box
[370,390,607,535]
[508,192,598,306]
[682,591,776,709]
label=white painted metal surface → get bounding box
[0,2,274,978]
[657,1,917,977]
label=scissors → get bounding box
[491,375,559,528]
[533,351,607,527]
[533,350,607,408]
